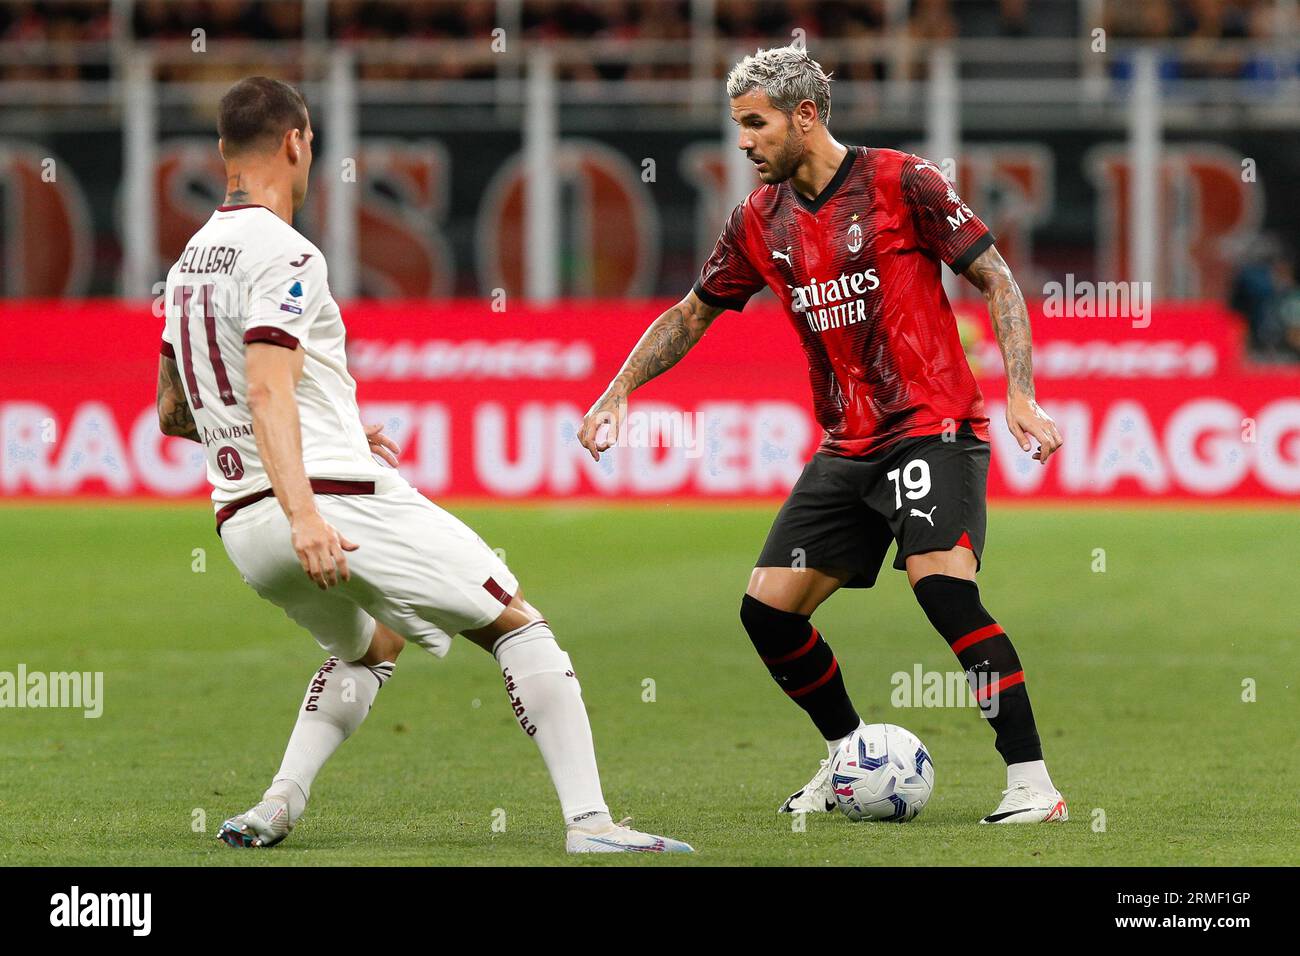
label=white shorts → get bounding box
[219,473,519,661]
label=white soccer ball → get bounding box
[829,723,935,822]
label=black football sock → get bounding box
[740,594,860,741]
[912,574,1044,765]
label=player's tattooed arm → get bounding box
[611,291,722,393]
[963,245,1063,464]
[156,355,201,442]
[963,245,1035,398]
[577,290,723,460]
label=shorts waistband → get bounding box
[215,478,377,535]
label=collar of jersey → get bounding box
[216,203,271,213]
[791,145,858,215]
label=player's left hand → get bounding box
[1006,393,1062,465]
[365,423,401,467]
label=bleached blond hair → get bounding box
[726,45,833,123]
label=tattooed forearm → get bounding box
[157,356,201,442]
[609,292,723,396]
[964,246,1035,398]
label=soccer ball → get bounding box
[829,723,934,822]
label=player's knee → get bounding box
[739,592,765,635]
[358,621,404,665]
[912,573,992,636]
[748,574,785,621]
[740,593,808,642]
[744,571,800,616]
[492,620,575,679]
[905,547,977,586]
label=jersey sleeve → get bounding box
[692,201,766,312]
[901,156,995,274]
[244,251,328,350]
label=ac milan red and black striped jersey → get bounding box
[693,146,994,456]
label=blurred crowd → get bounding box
[1231,236,1300,362]
[1105,0,1297,81]
[5,0,1297,82]
[0,1,110,79]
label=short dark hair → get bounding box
[218,76,309,156]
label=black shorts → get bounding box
[755,425,990,588]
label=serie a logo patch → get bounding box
[280,279,305,314]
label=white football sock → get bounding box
[827,719,867,759]
[1007,759,1056,794]
[267,651,395,823]
[493,621,610,827]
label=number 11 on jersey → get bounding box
[174,283,237,409]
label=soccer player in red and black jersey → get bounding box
[579,46,1067,824]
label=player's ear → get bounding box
[218,138,226,162]
[798,99,817,131]
[285,128,301,164]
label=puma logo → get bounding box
[909,506,937,526]
[771,247,792,265]
[289,253,313,268]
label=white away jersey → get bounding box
[161,204,386,508]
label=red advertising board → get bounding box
[2,299,1296,501]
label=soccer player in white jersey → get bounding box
[157,76,691,854]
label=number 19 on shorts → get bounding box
[886,459,931,511]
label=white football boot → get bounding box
[778,758,837,814]
[979,784,1068,824]
[218,797,294,848]
[565,817,694,854]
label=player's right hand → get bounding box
[577,391,628,462]
[1006,393,1063,465]
[290,511,359,589]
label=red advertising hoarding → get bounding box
[2,299,1296,501]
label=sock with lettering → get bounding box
[493,620,610,828]
[266,652,395,823]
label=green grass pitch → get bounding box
[0,502,1296,866]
